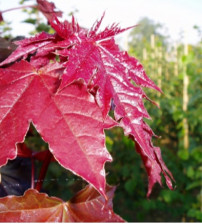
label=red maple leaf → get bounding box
[0,32,55,67]
[42,16,174,196]
[37,0,62,21]
[0,185,124,222]
[0,13,174,196]
[0,60,116,197]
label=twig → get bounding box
[35,151,52,192]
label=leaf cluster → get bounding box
[0,1,175,222]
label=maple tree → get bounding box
[0,0,174,222]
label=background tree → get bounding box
[107,17,202,222]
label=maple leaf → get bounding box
[0,32,55,67]
[28,15,173,195]
[88,12,134,41]
[0,60,116,197]
[134,124,174,197]
[0,185,124,222]
[59,38,174,195]
[0,13,174,196]
[36,0,62,21]
[50,16,82,39]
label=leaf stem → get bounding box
[31,157,35,189]
[1,5,37,14]
[35,151,52,192]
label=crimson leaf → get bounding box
[0,32,55,67]
[0,60,116,197]
[37,0,62,21]
[43,16,174,196]
[0,11,174,196]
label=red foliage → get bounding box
[0,185,124,222]
[37,0,62,21]
[0,0,174,221]
[0,60,115,197]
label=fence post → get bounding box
[183,43,189,150]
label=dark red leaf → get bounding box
[0,11,3,22]
[88,12,135,41]
[0,32,55,67]
[17,144,32,158]
[49,16,82,39]
[17,143,56,162]
[69,185,125,222]
[0,188,65,222]
[0,185,124,222]
[0,60,116,197]
[135,123,174,197]
[49,17,174,194]
[14,31,54,46]
[0,12,174,196]
[37,0,62,21]
[113,51,162,92]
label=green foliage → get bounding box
[21,7,54,35]
[118,17,202,222]
[105,128,201,222]
[0,21,12,38]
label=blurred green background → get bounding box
[0,1,201,222]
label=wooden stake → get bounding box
[183,43,189,150]
[143,48,147,60]
[174,44,178,76]
[151,34,155,49]
[150,34,155,59]
[165,52,169,80]
[157,47,162,96]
